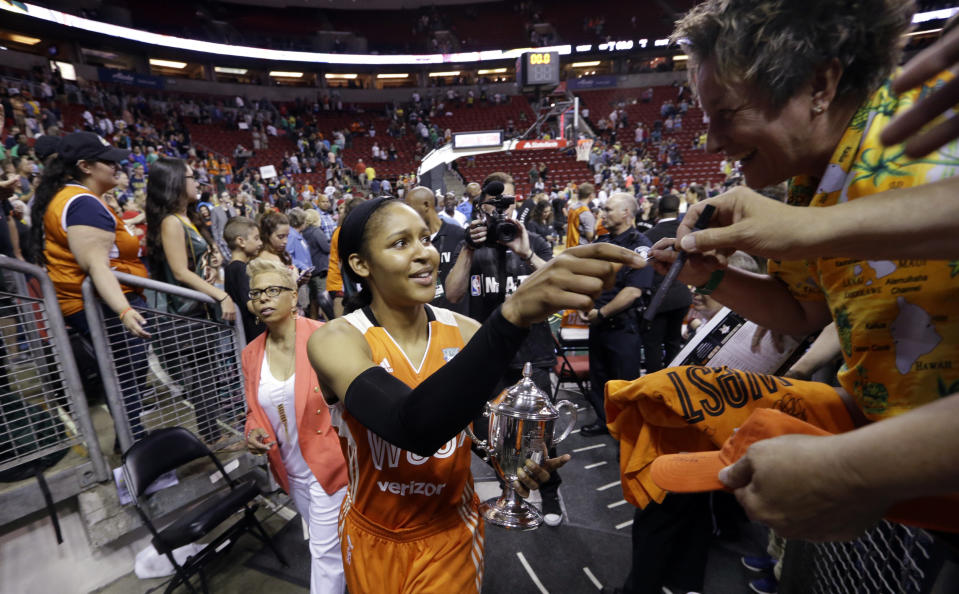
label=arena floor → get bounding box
[92,386,767,594]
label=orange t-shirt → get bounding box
[44,184,148,316]
[605,366,855,508]
[330,305,475,532]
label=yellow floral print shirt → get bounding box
[769,72,959,420]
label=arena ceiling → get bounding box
[219,0,501,8]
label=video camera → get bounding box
[477,180,520,247]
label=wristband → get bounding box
[519,251,534,263]
[217,294,229,303]
[119,306,134,320]
[695,270,725,295]
[595,308,606,322]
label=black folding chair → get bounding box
[551,330,591,400]
[122,427,287,593]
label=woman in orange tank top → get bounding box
[306,197,646,593]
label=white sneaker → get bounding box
[541,494,562,526]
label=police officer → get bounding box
[404,185,468,314]
[445,172,565,526]
[581,192,654,437]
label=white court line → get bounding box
[596,480,621,491]
[616,519,634,530]
[572,443,606,453]
[607,499,628,508]
[516,551,549,594]
[584,461,607,469]
[583,567,603,590]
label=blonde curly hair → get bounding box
[246,257,296,287]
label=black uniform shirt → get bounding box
[594,227,654,310]
[431,221,467,314]
[644,218,693,313]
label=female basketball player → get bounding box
[307,197,645,593]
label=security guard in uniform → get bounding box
[581,192,654,436]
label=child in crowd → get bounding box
[223,216,265,343]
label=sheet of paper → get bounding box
[668,307,805,374]
[113,467,179,506]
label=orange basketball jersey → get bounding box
[566,203,590,248]
[330,304,479,534]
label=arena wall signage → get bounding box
[514,140,569,150]
[566,75,618,90]
[97,68,166,89]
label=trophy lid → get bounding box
[489,362,557,421]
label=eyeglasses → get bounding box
[184,175,195,179]
[249,286,295,300]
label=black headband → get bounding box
[339,197,395,274]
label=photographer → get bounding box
[445,172,564,526]
[582,193,654,437]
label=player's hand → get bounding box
[246,428,274,455]
[667,187,817,261]
[502,243,645,327]
[881,25,959,157]
[513,454,571,498]
[719,433,888,541]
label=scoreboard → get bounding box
[517,51,559,87]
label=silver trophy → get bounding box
[467,362,577,530]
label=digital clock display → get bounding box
[523,51,559,86]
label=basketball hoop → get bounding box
[576,138,594,162]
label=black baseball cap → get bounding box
[33,135,61,160]
[57,132,131,163]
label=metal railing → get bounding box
[81,272,246,453]
[0,256,108,518]
[782,520,950,594]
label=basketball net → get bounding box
[576,138,594,162]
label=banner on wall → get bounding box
[97,68,166,90]
[566,75,617,90]
[515,139,569,150]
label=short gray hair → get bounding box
[287,207,307,228]
[673,0,915,107]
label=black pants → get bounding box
[641,307,687,373]
[587,322,642,424]
[473,365,561,496]
[622,493,712,594]
[65,294,150,442]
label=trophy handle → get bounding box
[464,410,490,457]
[552,400,578,445]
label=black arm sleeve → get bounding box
[344,306,529,457]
